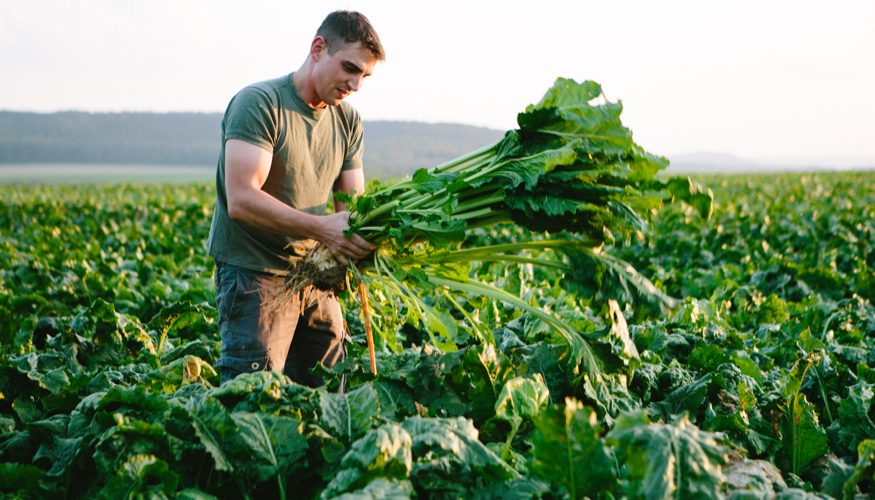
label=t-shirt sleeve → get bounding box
[341,106,364,171]
[223,87,278,152]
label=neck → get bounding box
[292,59,326,109]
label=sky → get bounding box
[1,0,874,163]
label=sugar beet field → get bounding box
[1,171,875,499]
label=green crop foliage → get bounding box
[2,163,875,498]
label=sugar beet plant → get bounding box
[274,78,713,369]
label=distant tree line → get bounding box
[0,111,503,178]
[0,111,221,165]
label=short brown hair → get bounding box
[316,11,385,62]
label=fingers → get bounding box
[350,233,375,250]
[325,237,370,265]
[334,252,351,267]
[345,242,372,260]
[319,211,375,264]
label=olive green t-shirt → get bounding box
[207,72,364,275]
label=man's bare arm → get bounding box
[224,139,373,265]
[332,169,365,214]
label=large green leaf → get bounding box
[186,394,243,473]
[516,342,571,404]
[517,79,632,157]
[778,394,829,476]
[207,370,292,400]
[529,398,616,499]
[148,301,215,356]
[648,374,712,423]
[456,344,517,424]
[98,454,179,500]
[468,477,552,500]
[558,247,677,314]
[665,177,714,221]
[410,348,471,417]
[93,418,173,480]
[98,384,170,418]
[837,381,875,451]
[723,457,787,498]
[174,490,220,500]
[526,78,603,111]
[32,434,84,487]
[231,412,308,485]
[820,457,855,500]
[494,375,549,423]
[322,423,412,498]
[400,416,517,482]
[833,439,875,500]
[581,372,640,426]
[318,382,383,442]
[13,396,44,423]
[0,462,45,492]
[326,478,415,500]
[497,145,577,189]
[406,168,455,194]
[687,345,730,373]
[607,411,729,500]
[410,219,468,247]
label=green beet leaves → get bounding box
[607,411,729,500]
[337,77,712,359]
[529,398,616,499]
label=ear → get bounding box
[310,36,327,62]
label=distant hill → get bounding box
[0,111,505,179]
[362,121,504,178]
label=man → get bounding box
[206,11,384,387]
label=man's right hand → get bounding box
[319,211,375,266]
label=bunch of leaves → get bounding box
[275,78,714,375]
[343,78,712,249]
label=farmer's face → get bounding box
[312,40,377,107]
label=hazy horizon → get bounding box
[3,109,873,168]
